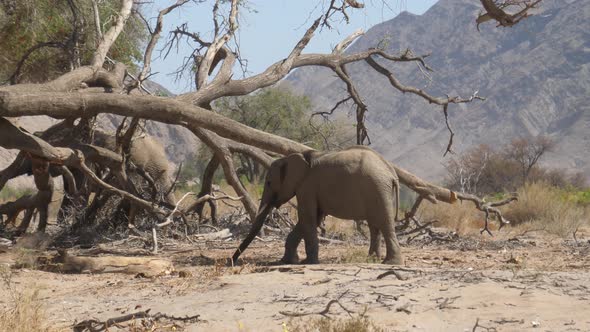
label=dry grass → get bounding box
[10,233,52,270]
[503,182,589,237]
[0,267,53,332]
[286,314,386,332]
[419,182,589,238]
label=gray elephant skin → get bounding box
[232,146,402,265]
[92,131,176,206]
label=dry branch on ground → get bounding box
[73,309,200,332]
[47,250,174,276]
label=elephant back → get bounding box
[128,136,171,181]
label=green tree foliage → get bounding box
[217,87,348,150]
[0,0,146,83]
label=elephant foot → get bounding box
[14,228,26,236]
[382,255,404,266]
[300,257,320,265]
[280,252,299,265]
[280,256,299,265]
[368,249,382,259]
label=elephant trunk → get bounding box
[232,203,273,264]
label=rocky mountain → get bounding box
[286,0,590,182]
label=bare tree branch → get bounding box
[477,0,542,30]
[129,0,190,93]
[196,0,239,89]
[91,0,134,67]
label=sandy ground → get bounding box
[1,231,589,332]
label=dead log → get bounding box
[48,250,174,276]
[194,228,232,241]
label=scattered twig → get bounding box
[492,318,523,325]
[396,302,412,314]
[279,291,354,318]
[435,296,461,310]
[472,317,498,332]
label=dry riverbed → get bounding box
[0,230,589,331]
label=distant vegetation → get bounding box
[422,136,590,237]
[444,136,587,195]
[422,181,590,239]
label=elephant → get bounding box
[91,130,177,207]
[232,146,402,265]
[0,126,176,231]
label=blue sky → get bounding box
[148,0,438,94]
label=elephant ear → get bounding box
[279,153,310,201]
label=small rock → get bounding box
[178,270,193,278]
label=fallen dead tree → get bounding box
[0,0,529,247]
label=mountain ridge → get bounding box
[286,0,590,181]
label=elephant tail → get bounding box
[393,178,400,222]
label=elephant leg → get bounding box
[380,219,403,265]
[299,205,320,265]
[368,224,382,258]
[36,205,49,233]
[36,191,52,233]
[301,225,319,264]
[281,222,303,264]
[17,208,34,234]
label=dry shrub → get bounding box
[287,314,385,332]
[503,182,588,237]
[11,247,41,269]
[11,233,52,269]
[0,268,52,332]
[418,200,489,235]
[418,182,589,238]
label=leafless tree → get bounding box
[504,136,555,186]
[444,145,493,195]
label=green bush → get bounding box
[0,0,146,83]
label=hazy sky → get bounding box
[148,0,438,94]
